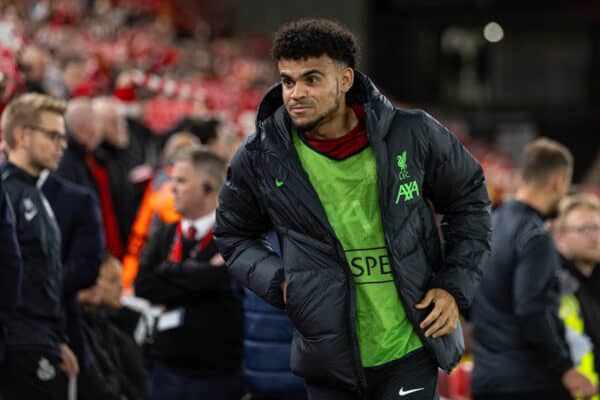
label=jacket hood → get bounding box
[255,70,396,135]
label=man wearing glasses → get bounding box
[0,93,79,399]
[135,146,243,400]
[553,193,600,387]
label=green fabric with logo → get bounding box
[293,132,422,367]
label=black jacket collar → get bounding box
[67,134,88,157]
[1,161,39,186]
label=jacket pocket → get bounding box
[290,329,356,388]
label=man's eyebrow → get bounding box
[280,69,325,80]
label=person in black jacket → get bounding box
[41,171,105,378]
[93,97,142,254]
[40,171,106,367]
[0,177,22,363]
[0,93,79,399]
[471,138,597,400]
[78,256,146,400]
[215,19,491,400]
[136,146,243,400]
[553,193,600,380]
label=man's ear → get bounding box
[340,66,354,94]
[11,126,26,148]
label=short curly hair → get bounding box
[272,18,359,68]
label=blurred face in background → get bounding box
[558,207,600,266]
[94,99,129,149]
[171,161,219,220]
[17,111,67,174]
[98,258,123,309]
[547,168,572,216]
[66,99,103,151]
[19,46,48,85]
[77,257,122,309]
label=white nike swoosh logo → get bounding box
[25,209,37,221]
[399,387,425,396]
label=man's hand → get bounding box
[210,254,225,267]
[281,280,287,305]
[59,343,79,377]
[562,368,598,399]
[415,288,459,338]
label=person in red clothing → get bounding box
[57,98,124,258]
[135,146,243,400]
[121,132,200,291]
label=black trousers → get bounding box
[307,349,439,400]
[0,350,68,400]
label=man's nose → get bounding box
[290,82,306,99]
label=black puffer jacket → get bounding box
[215,71,491,394]
[1,162,65,355]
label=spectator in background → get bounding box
[553,193,600,384]
[58,98,103,189]
[0,177,22,363]
[78,257,146,400]
[16,45,49,95]
[122,132,200,291]
[0,93,78,399]
[94,96,140,257]
[58,97,125,260]
[41,169,105,376]
[136,146,243,400]
[471,138,596,400]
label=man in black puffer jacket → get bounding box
[215,19,491,400]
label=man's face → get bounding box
[548,169,572,216]
[171,161,219,219]
[278,55,349,133]
[98,260,122,309]
[23,111,67,172]
[98,107,129,149]
[560,207,600,264]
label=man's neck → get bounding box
[308,105,358,140]
[7,153,40,177]
[182,210,212,223]
[514,186,553,216]
[575,260,595,278]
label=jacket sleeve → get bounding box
[0,181,22,316]
[214,143,285,309]
[420,113,492,312]
[514,230,573,375]
[63,190,105,297]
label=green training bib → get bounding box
[293,132,422,367]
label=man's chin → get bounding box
[291,118,320,133]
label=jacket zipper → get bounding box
[366,106,435,360]
[263,146,367,397]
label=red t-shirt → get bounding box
[301,104,368,160]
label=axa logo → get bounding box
[395,150,420,204]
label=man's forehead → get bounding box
[278,55,338,75]
[567,207,600,223]
[39,111,66,131]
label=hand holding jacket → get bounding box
[416,288,459,338]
